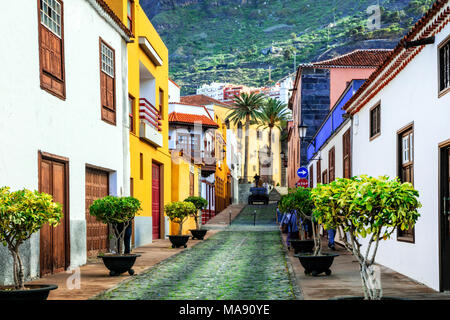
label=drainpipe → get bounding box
[121,41,130,196]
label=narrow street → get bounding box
[94,204,297,300]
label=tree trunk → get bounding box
[11,247,24,290]
[360,264,382,300]
[268,127,273,183]
[244,115,250,182]
[311,220,321,256]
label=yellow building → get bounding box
[105,0,171,245]
[182,95,282,187]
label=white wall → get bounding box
[351,22,450,291]
[0,0,128,280]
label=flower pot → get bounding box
[0,284,58,300]
[190,229,208,240]
[169,235,190,248]
[297,253,339,276]
[289,239,314,254]
[98,254,141,276]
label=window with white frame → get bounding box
[101,43,115,78]
[40,0,62,37]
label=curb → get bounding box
[280,233,304,300]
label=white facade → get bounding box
[0,0,129,284]
[196,82,226,101]
[336,4,450,291]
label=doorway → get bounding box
[39,152,69,276]
[440,144,450,291]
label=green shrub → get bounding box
[0,187,63,289]
[165,201,197,235]
[311,175,421,299]
[184,196,208,229]
[90,196,141,254]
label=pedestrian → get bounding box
[276,201,283,224]
[328,228,336,250]
[280,210,299,250]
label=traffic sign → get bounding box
[297,167,308,178]
[296,178,308,188]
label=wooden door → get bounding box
[39,156,68,276]
[343,129,351,179]
[152,164,161,239]
[190,173,194,196]
[85,168,109,257]
[440,146,450,290]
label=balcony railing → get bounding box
[139,97,163,147]
[139,98,161,132]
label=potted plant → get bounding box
[0,187,62,300]
[89,196,141,276]
[184,196,208,240]
[311,175,421,300]
[278,189,314,255]
[164,201,197,248]
[281,187,339,276]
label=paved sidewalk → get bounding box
[283,234,450,300]
[203,204,246,229]
[29,230,219,300]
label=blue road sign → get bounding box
[297,167,308,179]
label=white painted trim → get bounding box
[139,36,164,66]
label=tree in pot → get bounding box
[164,201,197,248]
[89,196,141,276]
[280,187,338,276]
[311,175,421,300]
[184,196,208,240]
[0,187,62,299]
[278,189,315,254]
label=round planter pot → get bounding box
[297,253,339,276]
[289,239,314,254]
[0,284,58,300]
[98,254,141,276]
[169,235,190,248]
[190,229,208,240]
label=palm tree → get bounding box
[226,92,266,183]
[255,98,291,182]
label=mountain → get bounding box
[141,0,435,95]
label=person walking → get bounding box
[276,201,283,224]
[280,210,299,250]
[328,228,336,250]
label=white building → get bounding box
[196,82,227,101]
[308,0,450,292]
[0,0,132,284]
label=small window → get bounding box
[101,43,115,78]
[370,104,381,139]
[159,88,164,119]
[38,0,65,99]
[397,126,414,242]
[140,153,144,180]
[129,95,135,133]
[309,164,314,188]
[328,147,335,182]
[439,39,450,94]
[40,0,62,37]
[316,160,321,184]
[322,169,328,184]
[127,0,134,32]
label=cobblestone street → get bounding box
[94,204,297,300]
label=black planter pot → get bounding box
[297,253,339,276]
[169,235,190,248]
[190,229,208,240]
[289,239,314,254]
[98,254,141,276]
[0,284,58,300]
[330,296,409,300]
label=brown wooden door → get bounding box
[152,164,161,239]
[85,168,109,257]
[343,129,351,179]
[39,157,68,276]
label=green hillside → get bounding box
[143,0,434,95]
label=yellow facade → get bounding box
[170,155,201,235]
[215,105,282,186]
[106,0,171,239]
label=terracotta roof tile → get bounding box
[309,49,393,68]
[168,112,219,128]
[181,95,235,108]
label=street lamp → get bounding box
[298,122,308,140]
